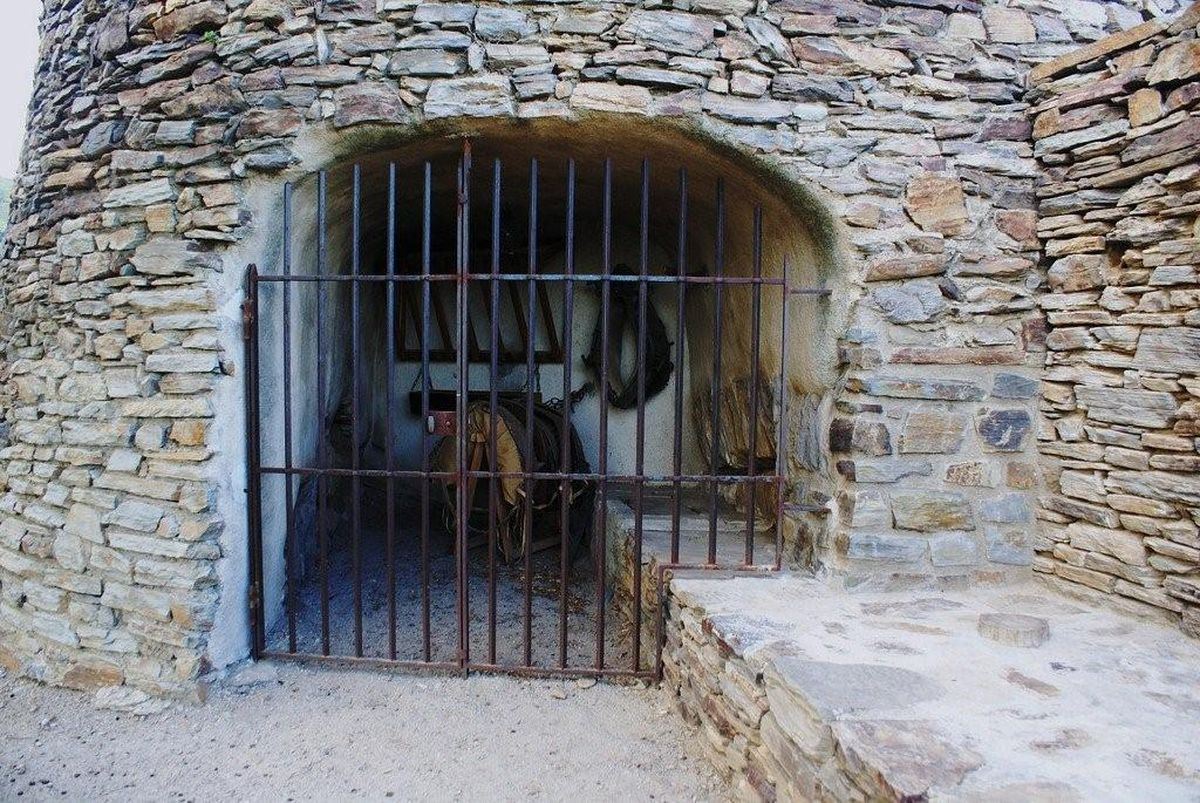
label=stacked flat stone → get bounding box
[662,589,981,801]
[1028,5,1200,638]
[0,0,1190,700]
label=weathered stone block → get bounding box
[892,492,974,532]
[976,410,1032,452]
[992,373,1039,400]
[1147,40,1200,85]
[552,10,615,36]
[425,76,514,118]
[904,173,968,235]
[872,281,947,324]
[986,527,1033,566]
[1075,386,1177,429]
[333,83,411,129]
[840,459,934,484]
[832,720,983,800]
[899,412,966,455]
[617,12,717,56]
[1047,254,1105,292]
[845,531,927,562]
[388,50,465,77]
[982,7,1036,43]
[930,532,979,566]
[976,493,1029,524]
[946,462,1000,488]
[862,377,983,402]
[1133,328,1200,375]
[849,491,891,529]
[701,93,792,124]
[475,7,534,43]
[571,83,652,115]
[1068,522,1149,567]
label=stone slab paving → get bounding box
[665,573,1200,800]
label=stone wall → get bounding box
[1028,4,1200,637]
[0,0,1187,696]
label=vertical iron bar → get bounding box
[523,157,538,668]
[746,206,763,566]
[456,141,472,671]
[774,257,791,571]
[488,158,501,666]
[243,264,265,657]
[386,163,398,659]
[593,158,613,672]
[631,158,649,672]
[558,159,576,669]
[282,182,297,654]
[670,168,687,565]
[708,179,726,566]
[420,161,433,662]
[351,164,363,658]
[316,171,331,655]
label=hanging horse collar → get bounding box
[583,264,675,410]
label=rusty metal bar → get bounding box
[259,466,786,484]
[631,158,650,671]
[242,264,265,658]
[523,157,538,668]
[670,167,687,565]
[261,650,653,680]
[487,157,501,666]
[775,257,791,570]
[456,141,473,671]
[746,206,763,566]
[386,162,398,660]
[256,273,800,287]
[558,158,576,670]
[316,170,330,656]
[708,178,726,566]
[351,164,363,658]
[594,157,612,672]
[281,181,298,654]
[420,160,433,662]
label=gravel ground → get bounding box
[0,663,728,802]
[270,521,631,671]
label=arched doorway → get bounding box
[245,118,843,676]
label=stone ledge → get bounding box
[662,573,1200,801]
[1029,2,1200,86]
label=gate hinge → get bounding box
[241,297,255,340]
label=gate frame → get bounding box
[241,139,829,681]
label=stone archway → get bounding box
[230,116,853,669]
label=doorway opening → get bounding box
[245,122,836,677]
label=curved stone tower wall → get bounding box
[0,0,1184,697]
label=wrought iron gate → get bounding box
[243,139,819,679]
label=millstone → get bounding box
[977,613,1050,648]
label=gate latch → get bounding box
[427,411,456,436]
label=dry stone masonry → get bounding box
[0,0,1197,702]
[1029,5,1200,637]
[662,573,1200,802]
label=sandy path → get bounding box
[0,664,728,802]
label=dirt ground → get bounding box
[0,663,728,802]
